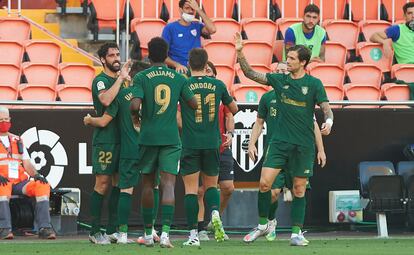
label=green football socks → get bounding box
[142,207,153,236]
[153,188,160,224]
[106,186,120,234]
[118,192,132,233]
[258,190,271,225]
[184,194,199,230]
[90,191,104,235]
[291,196,306,234]
[205,187,220,212]
[161,205,175,234]
[268,201,279,221]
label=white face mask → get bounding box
[182,12,195,23]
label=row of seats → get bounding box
[0,63,95,103]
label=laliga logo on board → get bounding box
[232,109,267,173]
[21,127,68,189]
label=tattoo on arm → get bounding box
[320,102,333,121]
[237,51,268,85]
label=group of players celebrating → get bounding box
[83,31,333,248]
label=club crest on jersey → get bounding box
[283,85,289,90]
[101,164,107,171]
[232,109,266,173]
[301,86,308,95]
[191,29,197,37]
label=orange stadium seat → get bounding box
[308,63,345,87]
[274,0,309,18]
[204,41,236,68]
[381,83,411,108]
[242,41,273,67]
[57,86,92,102]
[231,84,270,103]
[0,64,21,101]
[21,63,59,91]
[59,63,95,89]
[24,41,61,66]
[323,19,359,50]
[242,18,277,46]
[130,0,157,19]
[215,65,235,88]
[131,18,166,56]
[391,64,414,82]
[325,41,347,67]
[273,40,284,62]
[358,20,391,42]
[239,0,269,19]
[276,18,302,39]
[235,63,271,85]
[356,42,393,72]
[90,0,126,30]
[0,18,31,44]
[344,83,381,108]
[324,85,345,107]
[345,63,382,87]
[348,0,379,21]
[312,0,346,20]
[0,41,24,66]
[383,0,414,22]
[210,18,241,42]
[162,0,182,21]
[201,0,234,18]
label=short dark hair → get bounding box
[403,2,414,14]
[148,37,169,63]
[179,0,186,8]
[97,42,119,60]
[130,61,151,78]
[304,4,320,15]
[287,45,311,68]
[189,48,208,71]
[207,61,217,76]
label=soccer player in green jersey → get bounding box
[180,48,238,246]
[235,32,333,246]
[88,43,131,244]
[84,61,151,244]
[130,37,197,248]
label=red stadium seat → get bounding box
[0,18,31,44]
[210,18,241,42]
[323,19,359,50]
[274,0,308,18]
[201,0,234,18]
[343,83,381,108]
[215,65,235,89]
[308,63,345,88]
[24,41,61,66]
[90,0,127,30]
[276,18,303,39]
[235,63,271,85]
[381,82,411,108]
[325,41,347,67]
[204,41,236,68]
[312,0,346,21]
[242,18,277,46]
[131,18,166,56]
[59,63,95,89]
[324,85,345,108]
[0,64,21,101]
[57,86,92,102]
[130,0,157,19]
[348,0,379,21]
[21,63,59,92]
[345,63,382,88]
[358,20,391,42]
[0,41,24,66]
[242,41,273,67]
[231,84,270,103]
[239,0,269,19]
[391,64,414,82]
[356,42,393,72]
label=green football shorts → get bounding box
[92,144,120,175]
[137,144,181,175]
[180,148,220,176]
[118,158,141,189]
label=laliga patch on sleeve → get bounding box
[97,81,106,91]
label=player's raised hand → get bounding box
[118,60,131,80]
[187,0,201,12]
[321,122,332,135]
[222,133,232,148]
[234,32,243,51]
[248,144,258,161]
[317,150,326,168]
[83,114,92,126]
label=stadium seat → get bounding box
[391,64,414,82]
[231,84,270,103]
[358,161,396,198]
[162,0,182,21]
[325,41,347,67]
[383,0,414,22]
[274,0,308,18]
[308,63,345,88]
[24,41,61,66]
[201,0,234,18]
[276,18,302,39]
[349,0,380,21]
[323,19,359,50]
[356,42,393,72]
[88,0,127,39]
[204,41,236,68]
[18,62,58,106]
[242,18,277,46]
[324,85,345,107]
[59,63,95,89]
[210,18,241,42]
[235,63,271,85]
[57,86,92,102]
[343,83,381,108]
[367,175,406,213]
[0,41,24,66]
[381,83,410,108]
[130,18,166,57]
[312,0,346,20]
[130,0,157,19]
[0,64,21,101]
[215,65,235,89]
[0,18,31,44]
[397,162,414,187]
[239,0,269,19]
[345,63,382,87]
[358,20,391,42]
[242,41,273,67]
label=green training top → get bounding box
[257,90,278,147]
[393,24,414,64]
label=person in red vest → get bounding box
[0,106,55,240]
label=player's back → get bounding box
[134,65,189,146]
[181,76,233,149]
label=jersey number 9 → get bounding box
[155,84,171,114]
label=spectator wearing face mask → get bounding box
[162,0,216,74]
[370,2,414,64]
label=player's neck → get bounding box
[302,23,314,34]
[290,69,306,79]
[152,62,165,67]
[191,70,206,76]
[103,68,117,78]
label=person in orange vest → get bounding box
[0,106,56,240]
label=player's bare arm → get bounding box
[248,118,265,161]
[222,108,236,148]
[83,113,113,128]
[234,32,268,85]
[226,101,238,115]
[130,97,142,127]
[320,102,333,136]
[313,120,326,167]
[187,0,216,35]
[99,60,131,107]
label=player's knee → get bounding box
[259,181,271,192]
[292,185,306,198]
[94,177,111,194]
